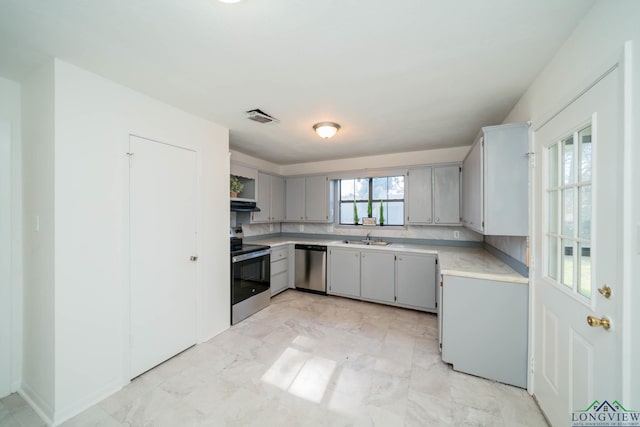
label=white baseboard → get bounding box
[19,382,54,427]
[51,378,123,426]
[20,378,124,427]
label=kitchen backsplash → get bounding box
[485,235,527,265]
[242,222,482,242]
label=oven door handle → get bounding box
[232,249,271,263]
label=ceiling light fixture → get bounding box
[313,122,341,139]
[218,0,242,3]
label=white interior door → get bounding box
[129,135,198,378]
[532,67,622,425]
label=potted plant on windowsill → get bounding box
[379,200,385,226]
[230,175,244,198]
[353,200,360,225]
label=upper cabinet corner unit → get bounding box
[407,164,461,225]
[462,122,529,236]
[284,175,334,222]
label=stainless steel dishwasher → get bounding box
[294,244,327,294]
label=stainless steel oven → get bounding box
[231,244,271,325]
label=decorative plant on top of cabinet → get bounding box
[230,175,244,198]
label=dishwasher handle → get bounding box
[294,244,327,252]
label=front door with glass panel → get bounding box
[532,68,622,426]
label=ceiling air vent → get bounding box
[245,108,279,124]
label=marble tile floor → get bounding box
[1,290,548,427]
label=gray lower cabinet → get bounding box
[360,251,395,304]
[327,247,361,298]
[396,253,437,310]
[270,245,290,296]
[440,274,528,388]
[328,247,437,312]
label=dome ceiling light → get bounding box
[313,122,341,139]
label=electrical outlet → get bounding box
[299,224,304,232]
[453,230,460,239]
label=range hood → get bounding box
[230,200,261,212]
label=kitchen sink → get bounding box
[341,239,391,246]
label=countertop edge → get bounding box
[251,237,528,285]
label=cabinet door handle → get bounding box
[435,217,440,223]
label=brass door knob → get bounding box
[598,285,612,299]
[587,315,611,330]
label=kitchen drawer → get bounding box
[271,258,288,276]
[271,246,289,261]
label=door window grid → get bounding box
[545,124,592,299]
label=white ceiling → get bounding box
[0,0,594,164]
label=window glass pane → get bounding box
[562,240,574,288]
[549,144,559,188]
[386,201,404,225]
[579,185,592,240]
[387,176,405,200]
[354,178,369,200]
[340,179,355,201]
[562,188,575,236]
[562,135,575,185]
[548,237,558,280]
[578,243,592,298]
[372,177,388,200]
[579,125,592,182]
[340,202,355,225]
[548,190,558,234]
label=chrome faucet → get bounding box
[366,232,372,241]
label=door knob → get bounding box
[598,285,612,299]
[190,256,198,261]
[587,315,611,331]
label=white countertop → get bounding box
[249,237,528,284]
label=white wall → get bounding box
[21,59,230,425]
[0,76,21,398]
[279,146,469,176]
[230,150,281,175]
[503,0,640,408]
[21,61,56,421]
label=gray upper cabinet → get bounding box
[433,166,461,225]
[462,123,529,236]
[285,175,332,222]
[462,141,482,232]
[407,167,433,224]
[252,172,285,223]
[407,165,460,225]
[270,175,285,221]
[305,175,330,222]
[285,177,305,221]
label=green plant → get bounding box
[230,175,244,194]
[367,199,372,217]
[379,200,385,224]
[353,200,359,224]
